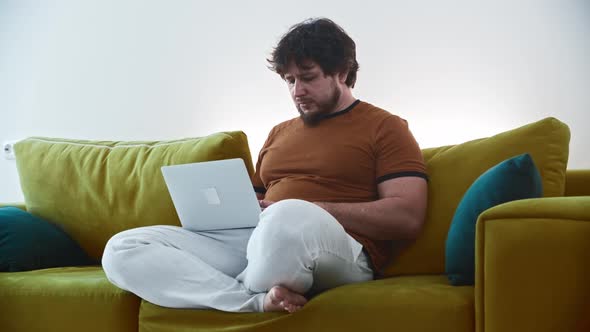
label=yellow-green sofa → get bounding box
[1,117,589,332]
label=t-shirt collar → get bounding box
[319,99,361,120]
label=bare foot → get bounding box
[263,286,307,313]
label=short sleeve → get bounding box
[374,115,427,183]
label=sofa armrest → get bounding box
[475,197,590,332]
[565,169,590,196]
[0,202,26,211]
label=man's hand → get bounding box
[259,200,275,211]
[313,202,328,211]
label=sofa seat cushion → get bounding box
[139,275,474,332]
[0,266,140,332]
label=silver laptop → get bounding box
[161,158,261,231]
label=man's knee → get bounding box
[241,200,340,293]
[102,232,128,279]
[259,199,337,231]
[249,199,344,257]
[101,228,151,284]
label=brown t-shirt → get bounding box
[251,100,427,274]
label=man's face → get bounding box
[283,61,342,126]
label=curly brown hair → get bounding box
[268,18,359,88]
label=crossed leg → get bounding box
[102,199,373,313]
[239,199,374,313]
[102,225,266,312]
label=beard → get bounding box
[297,84,342,127]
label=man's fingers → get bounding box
[259,200,275,208]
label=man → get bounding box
[102,18,427,314]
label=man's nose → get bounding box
[293,80,306,97]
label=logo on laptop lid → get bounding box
[201,187,221,205]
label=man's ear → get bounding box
[338,70,348,84]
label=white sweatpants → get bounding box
[101,199,373,312]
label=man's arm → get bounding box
[314,176,427,241]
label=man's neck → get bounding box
[330,89,357,114]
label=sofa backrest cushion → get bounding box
[14,131,254,261]
[383,117,570,277]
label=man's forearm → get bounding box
[314,198,423,241]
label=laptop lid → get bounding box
[161,158,261,231]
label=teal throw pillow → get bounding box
[445,153,543,286]
[0,207,96,272]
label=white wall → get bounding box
[1,0,589,202]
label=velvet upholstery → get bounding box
[1,118,585,332]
